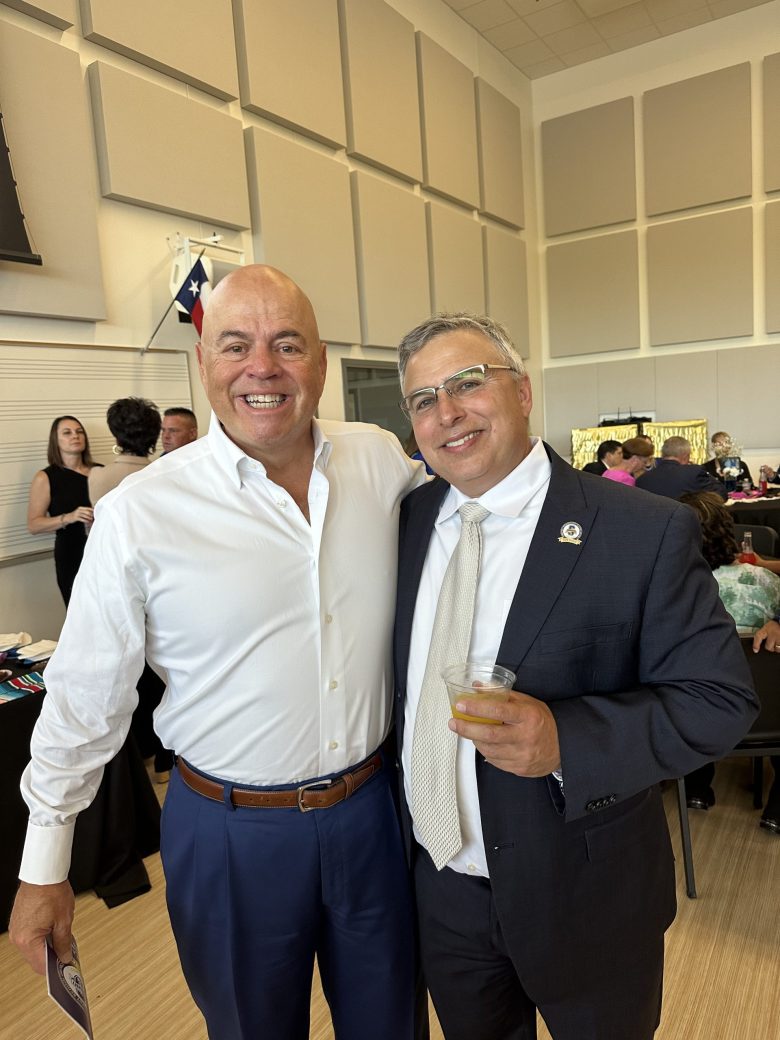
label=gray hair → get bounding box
[661,436,691,459]
[397,312,526,386]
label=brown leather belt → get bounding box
[177,753,383,812]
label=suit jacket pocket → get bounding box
[584,787,664,863]
[538,620,633,655]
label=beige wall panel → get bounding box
[542,98,636,237]
[80,0,238,100]
[643,64,751,217]
[88,62,250,230]
[427,202,484,314]
[765,53,780,194]
[475,79,524,229]
[340,0,422,182]
[717,345,780,447]
[543,364,599,459]
[417,33,479,207]
[767,201,780,333]
[244,128,360,346]
[483,224,528,357]
[351,171,430,347]
[647,209,752,346]
[655,352,717,426]
[0,23,105,320]
[0,0,71,28]
[596,357,655,416]
[547,231,639,358]
[234,0,345,147]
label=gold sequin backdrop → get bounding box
[571,420,708,469]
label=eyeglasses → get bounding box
[399,364,515,419]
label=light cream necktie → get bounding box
[411,501,490,870]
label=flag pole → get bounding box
[141,249,206,355]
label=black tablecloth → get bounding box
[728,498,780,540]
[0,682,161,932]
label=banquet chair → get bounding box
[675,637,780,899]
[733,524,779,558]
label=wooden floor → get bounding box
[2,758,778,1040]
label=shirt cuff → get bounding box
[552,769,564,792]
[18,821,76,885]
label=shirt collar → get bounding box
[437,436,552,525]
[207,412,332,489]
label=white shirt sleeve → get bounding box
[19,504,148,884]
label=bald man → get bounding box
[10,266,425,1040]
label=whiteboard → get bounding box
[0,342,192,563]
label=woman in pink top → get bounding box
[602,436,654,487]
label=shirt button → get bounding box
[467,863,477,873]
[329,740,339,750]
[329,680,338,690]
[276,499,287,508]
[324,613,333,624]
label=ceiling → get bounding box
[442,0,774,79]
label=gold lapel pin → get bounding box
[558,521,583,545]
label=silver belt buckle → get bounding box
[297,777,333,812]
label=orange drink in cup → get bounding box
[442,663,516,725]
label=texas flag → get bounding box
[175,258,211,335]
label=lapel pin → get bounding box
[558,521,583,545]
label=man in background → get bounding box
[161,406,198,453]
[638,435,727,500]
[10,265,424,1040]
[393,312,756,1040]
[580,438,622,476]
[601,435,654,486]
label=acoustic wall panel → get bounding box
[476,79,524,229]
[543,364,599,460]
[643,64,751,217]
[546,231,639,358]
[716,345,780,448]
[655,352,718,430]
[542,98,636,236]
[765,53,780,194]
[80,0,238,101]
[88,62,250,230]
[0,0,71,28]
[351,171,429,347]
[596,357,654,416]
[417,33,479,208]
[0,23,105,320]
[244,128,360,346]
[647,209,752,346]
[234,0,346,147]
[340,0,422,183]
[426,202,484,314]
[766,201,780,333]
[483,225,529,357]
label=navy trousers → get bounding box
[161,757,415,1040]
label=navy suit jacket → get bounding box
[394,444,757,974]
[637,458,727,500]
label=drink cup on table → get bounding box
[442,662,516,725]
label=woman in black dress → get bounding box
[27,415,101,605]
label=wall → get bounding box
[531,3,780,461]
[0,0,534,638]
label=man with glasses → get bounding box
[393,312,757,1040]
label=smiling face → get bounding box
[403,329,532,497]
[196,266,327,470]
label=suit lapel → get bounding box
[497,446,600,671]
[395,478,449,688]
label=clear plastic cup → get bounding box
[442,662,516,725]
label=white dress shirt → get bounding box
[21,414,424,884]
[402,437,551,877]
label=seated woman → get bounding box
[680,491,780,834]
